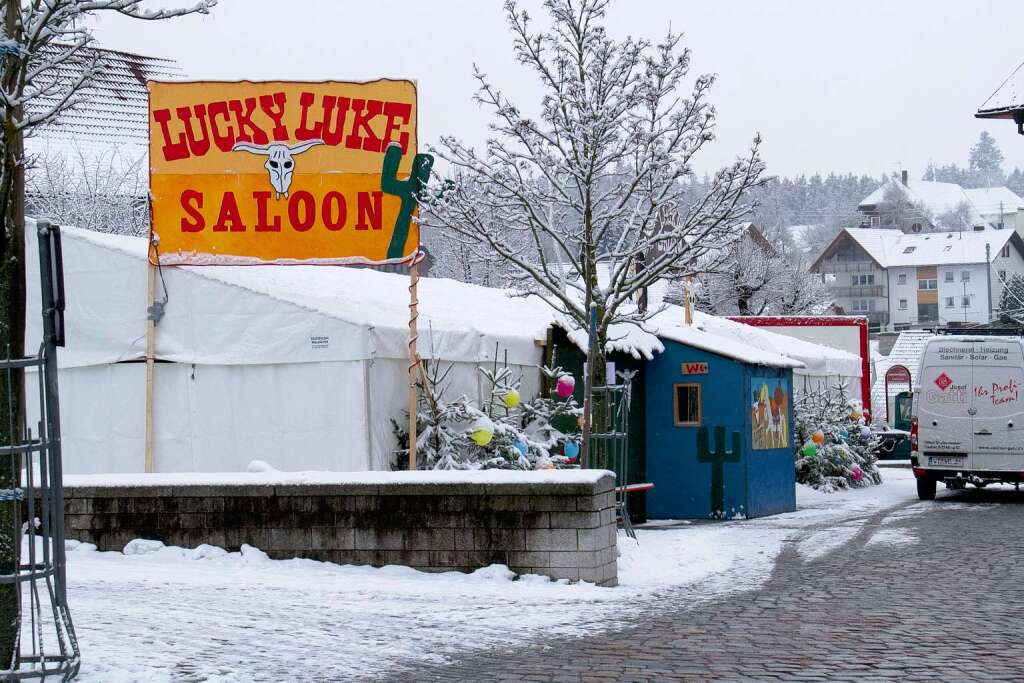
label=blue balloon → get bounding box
[513,439,529,456]
[564,441,581,459]
[839,428,849,439]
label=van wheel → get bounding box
[917,477,937,501]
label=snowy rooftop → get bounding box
[858,177,987,227]
[820,227,1016,269]
[963,187,1024,217]
[977,60,1024,118]
[871,330,933,424]
[25,45,181,163]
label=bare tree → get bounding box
[423,0,766,390]
[0,0,214,665]
[27,145,148,236]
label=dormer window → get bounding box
[903,246,916,254]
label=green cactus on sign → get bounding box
[697,426,742,519]
[380,141,434,260]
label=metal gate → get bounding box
[0,220,79,680]
[588,374,635,538]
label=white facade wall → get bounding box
[991,242,1024,312]
[934,264,991,324]
[886,267,917,326]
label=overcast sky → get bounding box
[92,0,1024,180]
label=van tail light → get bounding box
[910,416,918,452]
[913,467,926,478]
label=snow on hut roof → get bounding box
[977,60,1024,118]
[25,45,181,162]
[858,177,987,227]
[828,227,1015,269]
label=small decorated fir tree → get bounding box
[793,385,882,492]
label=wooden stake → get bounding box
[144,254,157,473]
[684,277,694,326]
[407,259,420,470]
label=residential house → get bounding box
[858,172,998,232]
[811,227,1024,329]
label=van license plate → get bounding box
[929,456,965,467]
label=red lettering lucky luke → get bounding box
[154,91,413,161]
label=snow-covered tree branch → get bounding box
[422,0,766,384]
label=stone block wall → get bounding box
[63,473,618,586]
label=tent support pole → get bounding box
[407,259,419,470]
[144,258,156,473]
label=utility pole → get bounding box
[986,243,993,323]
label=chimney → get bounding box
[901,169,909,185]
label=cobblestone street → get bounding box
[400,486,1024,682]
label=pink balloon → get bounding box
[851,466,864,482]
[556,375,575,398]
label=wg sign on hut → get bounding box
[148,79,419,265]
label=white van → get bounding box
[912,336,1024,500]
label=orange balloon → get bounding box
[812,430,825,445]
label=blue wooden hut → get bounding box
[644,323,802,520]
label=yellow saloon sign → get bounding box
[148,79,420,265]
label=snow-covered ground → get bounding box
[55,469,922,682]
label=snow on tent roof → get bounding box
[839,227,1014,268]
[28,226,557,368]
[858,177,987,227]
[977,60,1024,118]
[871,331,933,424]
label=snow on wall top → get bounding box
[63,468,615,488]
[839,227,1014,268]
[977,60,1024,117]
[858,177,987,227]
[25,45,181,162]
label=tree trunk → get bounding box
[0,89,26,668]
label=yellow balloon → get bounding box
[503,390,521,408]
[851,410,863,421]
[471,428,493,447]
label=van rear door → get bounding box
[970,341,1024,471]
[918,340,973,467]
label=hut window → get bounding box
[673,384,701,426]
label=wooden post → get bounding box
[144,253,157,473]
[684,277,694,326]
[581,303,597,469]
[407,259,420,470]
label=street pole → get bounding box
[986,243,993,323]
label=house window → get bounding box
[897,273,907,285]
[899,298,908,310]
[911,223,923,233]
[870,216,881,227]
[918,279,937,290]
[1002,244,1011,258]
[945,297,955,308]
[673,384,701,426]
[903,246,916,254]
[944,271,954,283]
[962,296,971,308]
[999,270,1007,282]
[852,274,875,286]
[942,245,952,252]
[961,271,970,282]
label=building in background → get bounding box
[856,172,1024,234]
[811,227,1024,329]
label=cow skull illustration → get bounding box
[231,139,325,199]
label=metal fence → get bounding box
[0,220,78,681]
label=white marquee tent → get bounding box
[26,224,555,474]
